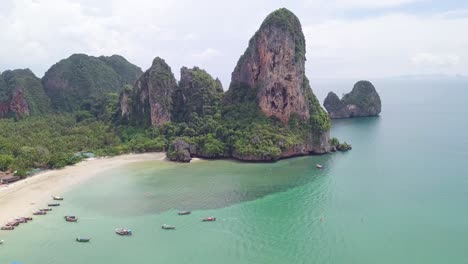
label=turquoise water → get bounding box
[1,78,468,263]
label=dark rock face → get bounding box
[42,54,142,112]
[117,85,133,122]
[324,80,381,119]
[167,138,192,162]
[224,8,330,161]
[129,57,177,127]
[172,67,223,122]
[0,69,51,119]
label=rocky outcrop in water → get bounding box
[0,69,51,119]
[324,80,381,119]
[224,8,330,160]
[167,138,192,162]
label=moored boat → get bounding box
[161,224,176,230]
[1,226,14,230]
[52,196,64,201]
[76,237,90,242]
[40,208,52,211]
[33,210,46,215]
[115,228,132,236]
[65,216,78,222]
[14,217,28,223]
[178,211,191,215]
[48,203,60,207]
[6,221,19,226]
[0,239,4,244]
[202,217,216,222]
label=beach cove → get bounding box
[0,153,173,225]
[1,79,468,263]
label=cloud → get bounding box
[411,53,461,66]
[333,0,422,8]
[191,48,221,59]
[301,0,424,10]
[0,0,467,86]
[303,12,468,78]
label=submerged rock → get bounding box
[324,80,381,119]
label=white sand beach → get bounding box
[0,152,169,225]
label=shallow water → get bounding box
[1,78,468,264]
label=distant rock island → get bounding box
[323,80,381,119]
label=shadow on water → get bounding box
[67,155,334,217]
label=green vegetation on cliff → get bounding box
[172,67,223,122]
[259,8,306,62]
[0,69,51,118]
[42,54,142,113]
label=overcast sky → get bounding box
[1,0,467,87]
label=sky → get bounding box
[1,0,467,87]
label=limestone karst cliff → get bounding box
[223,8,330,160]
[42,54,142,112]
[120,57,177,127]
[0,69,50,119]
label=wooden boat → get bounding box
[6,221,19,226]
[65,216,78,222]
[48,203,60,207]
[1,226,14,230]
[178,211,191,215]
[161,224,176,230]
[76,237,90,242]
[52,196,64,201]
[202,217,216,222]
[316,164,323,169]
[33,211,46,215]
[40,208,52,212]
[115,229,132,236]
[14,217,28,223]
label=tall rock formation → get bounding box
[42,54,142,112]
[121,57,177,127]
[224,8,330,159]
[323,80,381,119]
[0,69,51,119]
[172,67,223,122]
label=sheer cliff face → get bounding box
[324,80,381,119]
[131,57,177,127]
[226,8,330,157]
[230,10,309,123]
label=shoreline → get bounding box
[0,152,176,225]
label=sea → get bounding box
[1,77,467,264]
